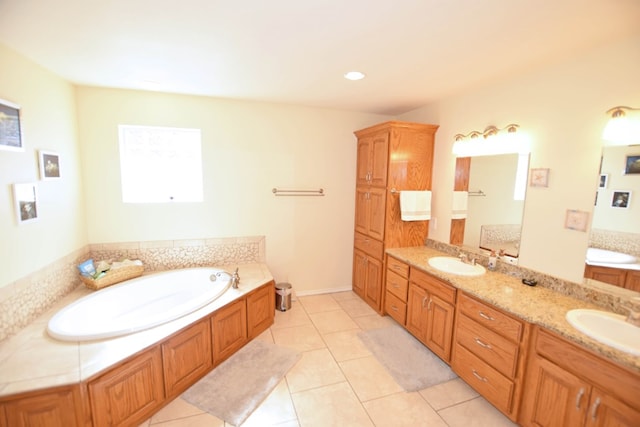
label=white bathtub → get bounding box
[47,268,233,342]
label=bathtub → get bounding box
[47,267,233,342]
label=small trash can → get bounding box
[275,282,292,311]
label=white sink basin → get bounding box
[565,309,640,356]
[428,256,486,276]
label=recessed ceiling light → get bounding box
[344,71,365,81]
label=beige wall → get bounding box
[400,35,640,283]
[75,87,388,293]
[0,44,87,288]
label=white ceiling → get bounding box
[1,0,639,115]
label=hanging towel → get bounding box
[451,191,469,219]
[400,191,431,221]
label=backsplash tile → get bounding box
[0,236,266,342]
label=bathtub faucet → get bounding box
[213,267,240,289]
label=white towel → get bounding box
[451,191,468,219]
[400,191,431,221]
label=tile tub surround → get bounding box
[386,245,640,373]
[0,236,265,342]
[0,263,273,398]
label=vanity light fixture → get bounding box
[602,106,640,146]
[452,124,529,157]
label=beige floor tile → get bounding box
[239,379,297,427]
[149,413,224,426]
[438,396,518,427]
[252,328,274,344]
[339,355,403,401]
[322,329,371,362]
[336,297,378,318]
[150,398,205,424]
[352,313,397,331]
[363,392,448,427]
[285,348,345,393]
[419,377,479,410]
[271,304,313,330]
[272,324,326,352]
[291,382,374,427]
[298,294,342,313]
[308,309,359,334]
[330,291,360,302]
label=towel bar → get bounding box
[272,188,325,196]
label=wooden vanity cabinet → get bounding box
[384,256,410,325]
[405,268,456,362]
[584,264,640,291]
[88,346,165,427]
[520,327,640,427]
[451,292,529,421]
[211,298,248,365]
[352,121,438,313]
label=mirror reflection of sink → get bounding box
[565,309,640,356]
[428,256,486,276]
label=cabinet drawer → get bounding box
[354,232,384,259]
[409,268,456,305]
[387,256,409,278]
[457,293,522,342]
[456,314,519,379]
[385,291,407,325]
[453,343,515,415]
[386,270,408,301]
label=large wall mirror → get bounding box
[450,153,529,263]
[584,144,640,291]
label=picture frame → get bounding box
[39,150,61,180]
[564,209,589,232]
[0,98,23,151]
[625,155,640,174]
[13,183,39,224]
[598,173,608,189]
[530,168,550,188]
[611,190,631,209]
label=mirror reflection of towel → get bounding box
[400,191,431,221]
[452,191,468,219]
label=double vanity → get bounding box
[382,245,640,426]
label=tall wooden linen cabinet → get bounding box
[352,121,438,313]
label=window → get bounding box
[118,125,203,203]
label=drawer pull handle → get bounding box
[427,298,433,311]
[392,283,399,288]
[590,397,601,420]
[390,305,398,312]
[422,297,428,308]
[474,338,492,349]
[479,311,495,321]
[471,370,487,382]
[575,388,585,409]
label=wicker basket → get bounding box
[80,265,144,290]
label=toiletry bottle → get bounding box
[488,250,497,271]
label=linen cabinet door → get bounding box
[364,256,383,312]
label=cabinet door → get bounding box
[367,187,386,241]
[247,282,275,339]
[369,133,389,187]
[89,347,165,427]
[624,270,640,292]
[356,137,372,186]
[3,387,83,427]
[584,265,626,287]
[352,249,367,298]
[425,294,454,361]
[162,319,212,399]
[354,187,370,236]
[585,388,640,427]
[406,283,429,342]
[212,299,248,364]
[521,355,588,427]
[364,256,383,312]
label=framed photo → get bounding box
[598,174,608,189]
[611,190,631,209]
[625,155,640,174]
[564,209,589,232]
[39,150,61,180]
[13,183,39,224]
[0,98,23,151]
[530,168,550,188]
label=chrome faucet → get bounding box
[212,267,240,289]
[458,252,477,265]
[622,297,640,327]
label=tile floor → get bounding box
[139,291,518,427]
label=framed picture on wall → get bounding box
[13,183,39,224]
[0,98,23,152]
[530,168,550,187]
[39,150,61,180]
[611,190,631,209]
[598,174,608,189]
[624,155,640,174]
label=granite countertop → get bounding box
[0,263,273,398]
[386,246,640,373]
